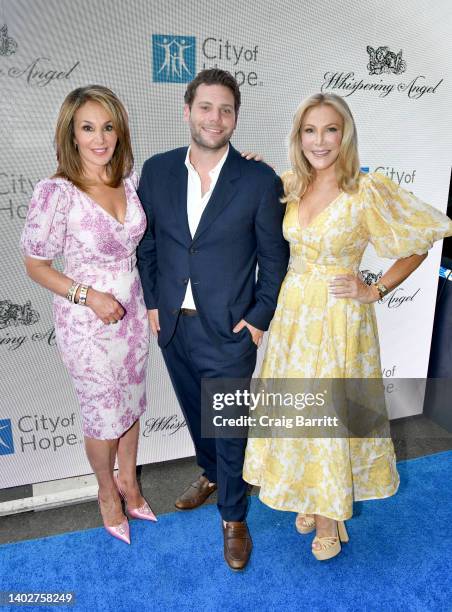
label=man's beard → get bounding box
[190,126,232,151]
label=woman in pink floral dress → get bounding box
[20,85,156,544]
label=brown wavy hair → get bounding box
[184,68,241,115]
[53,85,133,190]
[282,93,360,203]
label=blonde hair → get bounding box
[53,85,133,190]
[283,93,360,203]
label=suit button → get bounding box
[190,247,198,254]
[183,278,188,285]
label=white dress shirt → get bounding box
[181,145,229,309]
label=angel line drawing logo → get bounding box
[366,46,406,75]
[0,299,40,330]
[0,23,17,56]
[153,35,196,83]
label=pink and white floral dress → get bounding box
[20,174,149,440]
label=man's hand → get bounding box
[233,319,264,347]
[148,309,160,336]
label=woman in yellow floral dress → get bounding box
[242,93,452,560]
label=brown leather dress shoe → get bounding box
[174,475,217,510]
[223,521,252,571]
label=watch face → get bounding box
[378,283,388,297]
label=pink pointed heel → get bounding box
[97,494,130,544]
[115,475,157,522]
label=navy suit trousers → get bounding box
[161,313,257,522]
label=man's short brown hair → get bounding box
[184,69,241,114]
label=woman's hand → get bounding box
[85,288,125,324]
[329,274,379,304]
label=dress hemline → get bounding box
[246,477,400,522]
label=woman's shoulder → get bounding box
[279,169,294,193]
[34,176,73,194]
[125,170,139,190]
[279,169,293,182]
[279,169,300,204]
[354,171,384,200]
[29,177,75,213]
[356,170,414,215]
[358,171,395,191]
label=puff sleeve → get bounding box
[20,179,70,260]
[362,172,452,258]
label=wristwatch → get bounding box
[374,282,389,299]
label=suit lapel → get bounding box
[192,145,241,243]
[167,149,192,246]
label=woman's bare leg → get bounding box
[116,420,145,508]
[312,514,338,550]
[84,436,124,526]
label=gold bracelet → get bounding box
[66,282,80,303]
[78,284,90,306]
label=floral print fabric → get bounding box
[243,172,452,520]
[20,174,149,439]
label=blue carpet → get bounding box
[1,451,451,612]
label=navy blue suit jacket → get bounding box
[137,145,289,349]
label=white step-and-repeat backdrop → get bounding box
[1,0,450,487]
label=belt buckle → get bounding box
[128,255,136,272]
[181,308,197,316]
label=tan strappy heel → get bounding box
[312,521,349,560]
[295,513,316,534]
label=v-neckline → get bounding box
[297,191,344,231]
[79,179,129,227]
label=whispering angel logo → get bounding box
[152,35,196,83]
[0,23,17,56]
[366,46,406,75]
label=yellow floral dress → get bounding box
[243,171,452,521]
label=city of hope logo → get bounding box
[361,164,417,187]
[0,24,17,56]
[0,419,15,455]
[152,35,196,83]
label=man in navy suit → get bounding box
[137,69,288,570]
